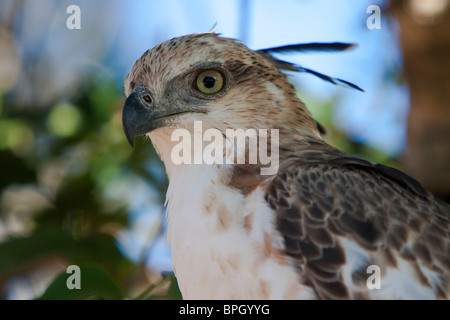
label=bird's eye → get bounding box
[196,70,224,94]
[143,95,152,103]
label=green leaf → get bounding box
[37,265,123,300]
[0,226,130,277]
[165,275,182,300]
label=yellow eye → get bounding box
[196,70,224,94]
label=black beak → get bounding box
[122,87,158,147]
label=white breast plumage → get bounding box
[165,164,316,299]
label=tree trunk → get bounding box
[389,0,450,202]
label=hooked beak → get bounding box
[122,85,160,147]
[122,84,206,147]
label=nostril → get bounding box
[143,95,152,104]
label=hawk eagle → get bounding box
[122,32,450,299]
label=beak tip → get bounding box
[124,130,135,148]
[122,111,134,148]
[122,124,135,148]
[122,90,155,148]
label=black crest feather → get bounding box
[257,42,364,92]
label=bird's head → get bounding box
[122,32,363,179]
[122,33,323,169]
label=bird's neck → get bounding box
[149,125,335,195]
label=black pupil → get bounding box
[203,75,216,89]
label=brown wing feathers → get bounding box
[266,143,450,299]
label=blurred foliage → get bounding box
[38,265,124,300]
[0,76,179,300]
[304,91,400,169]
